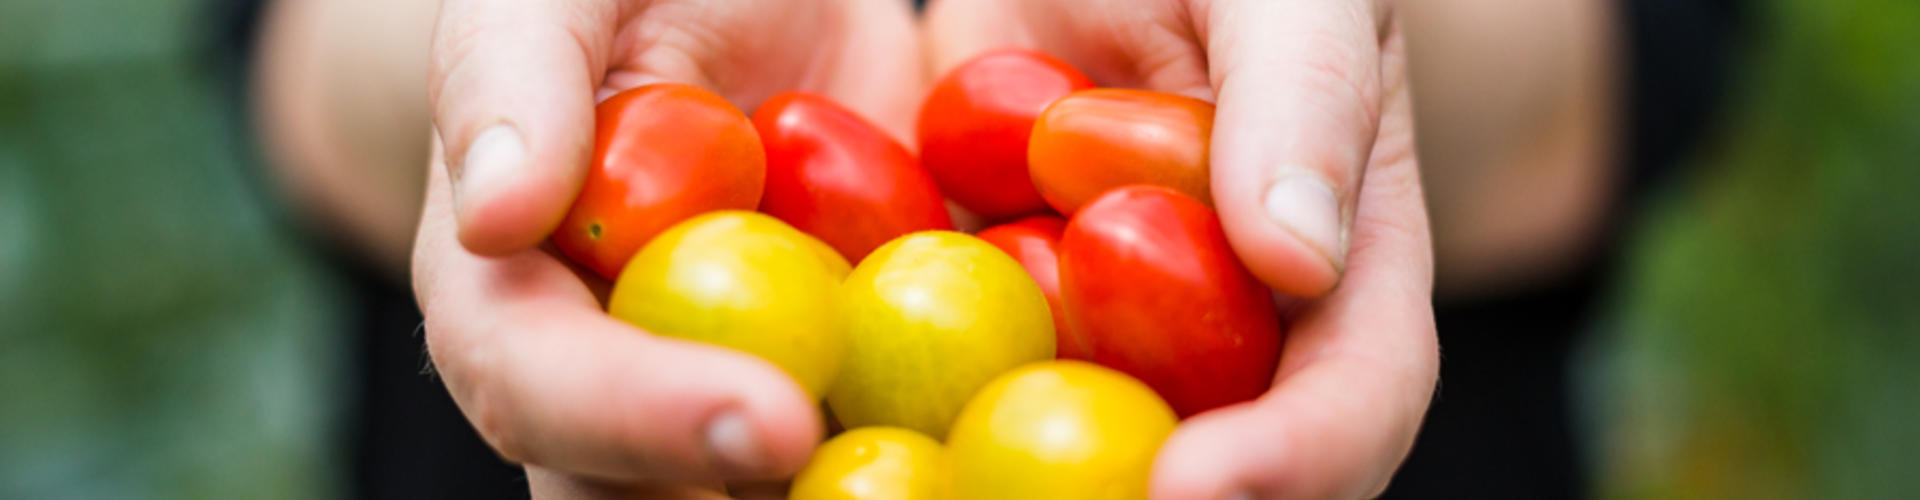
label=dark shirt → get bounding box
[1383,0,1745,497]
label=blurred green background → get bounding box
[1587,0,1920,498]
[1,0,1915,498]
[1,1,344,499]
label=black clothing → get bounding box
[1383,0,1746,497]
[210,0,530,497]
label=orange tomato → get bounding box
[1028,89,1215,215]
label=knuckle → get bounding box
[425,13,486,110]
[1285,29,1381,125]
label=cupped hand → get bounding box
[926,0,1438,497]
[416,0,921,496]
[432,0,924,255]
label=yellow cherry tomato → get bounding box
[609,210,850,397]
[791,427,949,500]
[946,361,1177,500]
[830,231,1056,438]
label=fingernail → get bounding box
[1262,170,1345,269]
[458,124,526,203]
[705,410,763,474]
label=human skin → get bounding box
[922,0,1610,496]
[411,0,925,497]
[255,0,1616,497]
[255,0,1614,296]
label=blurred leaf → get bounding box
[1592,0,1920,497]
[0,4,346,499]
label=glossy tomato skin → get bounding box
[1029,89,1215,215]
[1059,186,1281,417]
[553,83,766,280]
[753,92,953,261]
[976,215,1091,360]
[918,49,1093,220]
[790,427,948,500]
[947,361,1176,500]
[831,231,1055,438]
[608,211,849,397]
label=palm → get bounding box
[926,0,1437,497]
[591,0,923,136]
[416,0,923,498]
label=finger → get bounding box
[414,144,823,482]
[1200,0,1389,297]
[428,0,611,255]
[1153,33,1436,498]
[1149,358,1432,500]
[526,467,731,500]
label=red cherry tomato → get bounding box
[1029,89,1215,215]
[918,49,1093,220]
[1058,185,1282,417]
[976,215,1091,360]
[552,83,766,280]
[753,92,953,261]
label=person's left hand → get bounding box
[925,0,1439,497]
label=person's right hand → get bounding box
[413,0,922,497]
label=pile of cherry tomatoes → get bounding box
[549,49,1283,500]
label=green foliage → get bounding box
[0,2,346,499]
[1593,0,1920,497]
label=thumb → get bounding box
[1200,0,1387,297]
[428,0,610,255]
